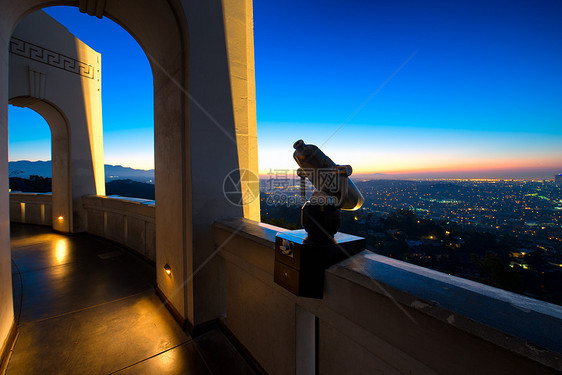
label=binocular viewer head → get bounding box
[293,140,364,211]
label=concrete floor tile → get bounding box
[6,291,191,375]
[7,224,257,375]
[194,330,256,375]
[18,258,154,323]
[114,341,212,375]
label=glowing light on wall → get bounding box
[20,203,26,222]
[163,264,172,276]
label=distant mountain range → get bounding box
[9,160,154,183]
[10,160,560,183]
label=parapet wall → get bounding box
[9,193,52,226]
[214,217,562,375]
[81,195,155,263]
[9,194,155,262]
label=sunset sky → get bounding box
[8,0,562,178]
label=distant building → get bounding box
[556,174,562,187]
[510,248,534,258]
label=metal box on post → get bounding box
[274,230,365,298]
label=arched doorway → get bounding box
[1,0,258,346]
[8,99,72,233]
[0,0,193,342]
[9,9,105,233]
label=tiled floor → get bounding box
[6,223,255,375]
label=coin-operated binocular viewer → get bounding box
[274,140,366,298]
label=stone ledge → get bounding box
[9,192,52,203]
[332,252,562,370]
[214,217,285,249]
[81,195,155,223]
[215,217,562,371]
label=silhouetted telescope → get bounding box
[273,140,366,298]
[293,139,365,243]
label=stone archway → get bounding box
[8,9,106,234]
[8,98,72,233]
[0,0,194,348]
[1,0,259,348]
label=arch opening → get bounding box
[7,102,71,232]
[4,0,193,326]
[42,6,156,202]
[2,0,258,340]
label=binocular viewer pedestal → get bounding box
[274,230,365,298]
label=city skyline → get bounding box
[7,0,562,178]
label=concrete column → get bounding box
[222,0,260,221]
[0,26,15,363]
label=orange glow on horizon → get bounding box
[258,142,561,176]
[347,153,561,174]
[357,161,561,175]
[260,160,561,177]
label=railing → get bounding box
[81,195,155,263]
[9,193,156,262]
[214,218,562,375]
[9,192,52,226]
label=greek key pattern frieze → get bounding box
[9,37,95,79]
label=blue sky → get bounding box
[253,0,562,175]
[8,0,562,177]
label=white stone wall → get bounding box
[82,196,155,262]
[9,193,52,226]
[214,219,562,374]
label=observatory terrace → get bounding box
[2,0,562,374]
[5,221,256,375]
[5,195,562,374]
[4,188,562,375]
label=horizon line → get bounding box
[9,159,562,178]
